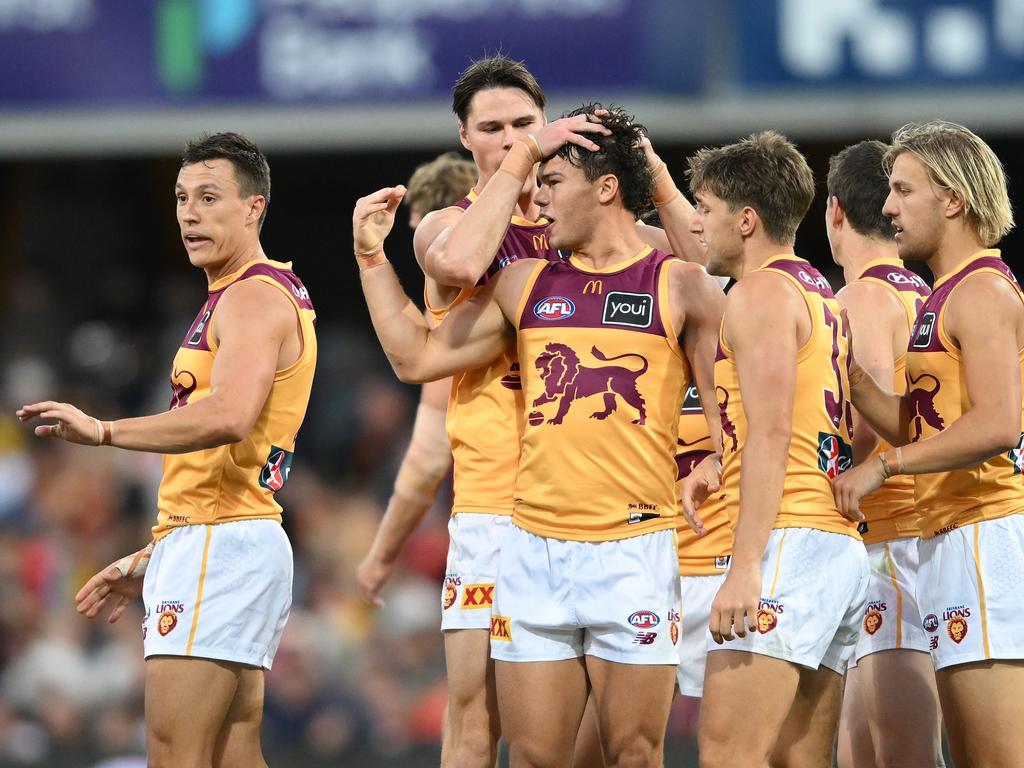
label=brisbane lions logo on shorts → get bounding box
[259,446,294,492]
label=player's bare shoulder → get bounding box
[666,258,725,329]
[413,205,464,267]
[490,257,543,321]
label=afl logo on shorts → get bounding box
[628,610,660,629]
[922,613,940,633]
[533,296,575,321]
[259,445,294,493]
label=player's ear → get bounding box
[247,195,266,227]
[596,173,619,205]
[458,122,471,151]
[943,188,966,220]
[828,196,845,229]
[738,205,758,237]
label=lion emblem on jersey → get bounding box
[532,343,649,425]
[908,372,944,441]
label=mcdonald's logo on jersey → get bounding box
[532,234,550,251]
[583,280,603,295]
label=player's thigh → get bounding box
[495,658,589,767]
[771,665,843,768]
[145,656,241,764]
[851,650,943,766]
[937,660,1024,767]
[572,695,605,768]
[445,628,494,706]
[700,650,801,762]
[213,665,267,768]
[836,668,875,768]
[586,656,675,762]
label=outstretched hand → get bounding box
[17,401,102,446]
[680,453,721,536]
[353,186,407,267]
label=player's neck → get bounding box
[842,238,899,283]
[738,238,796,278]
[925,225,989,282]
[572,216,647,270]
[204,242,267,286]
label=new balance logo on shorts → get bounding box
[632,632,658,645]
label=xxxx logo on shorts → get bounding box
[490,615,512,642]
[155,600,185,637]
[461,583,494,610]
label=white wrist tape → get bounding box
[113,542,155,579]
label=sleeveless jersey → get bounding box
[675,381,733,575]
[425,189,559,516]
[514,246,686,541]
[905,250,1024,538]
[716,255,858,537]
[853,259,931,543]
[154,260,317,540]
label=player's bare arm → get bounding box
[415,114,610,297]
[709,273,802,644]
[670,259,726,450]
[18,279,293,453]
[356,375,450,607]
[355,186,530,383]
[636,135,706,265]
[835,273,1024,520]
[837,281,903,458]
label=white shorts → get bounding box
[917,514,1024,670]
[143,520,292,669]
[441,513,511,631]
[490,525,680,665]
[677,573,727,697]
[707,528,869,673]
[850,538,930,664]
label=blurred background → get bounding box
[0,1,1021,766]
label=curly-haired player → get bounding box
[352,103,724,767]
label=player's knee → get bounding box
[605,733,660,768]
[699,737,764,768]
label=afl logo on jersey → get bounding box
[534,296,575,321]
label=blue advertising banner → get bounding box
[0,0,706,106]
[740,0,1024,87]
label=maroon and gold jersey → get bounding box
[514,246,686,541]
[154,259,317,540]
[854,259,931,543]
[906,250,1024,538]
[425,190,559,516]
[716,255,859,537]
[675,382,733,575]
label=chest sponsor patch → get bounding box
[602,292,653,328]
[912,311,936,348]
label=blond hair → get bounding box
[405,152,477,216]
[885,121,1014,246]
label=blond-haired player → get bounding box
[683,132,869,768]
[825,140,944,768]
[19,133,316,768]
[834,120,1023,768]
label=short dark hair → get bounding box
[687,131,814,244]
[405,152,477,215]
[451,54,545,124]
[827,140,893,240]
[552,103,652,219]
[182,132,271,227]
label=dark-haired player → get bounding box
[825,140,943,768]
[353,104,723,767]
[21,132,316,768]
